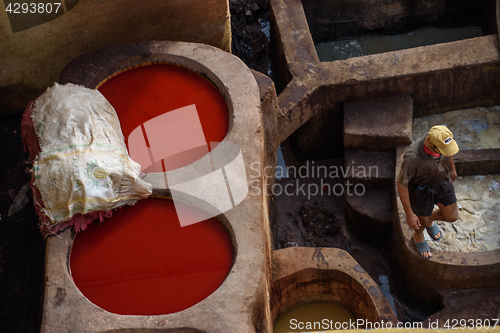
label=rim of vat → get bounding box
[271,247,398,325]
[40,41,266,333]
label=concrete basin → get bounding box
[40,41,269,333]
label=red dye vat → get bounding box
[70,198,234,315]
[98,64,229,172]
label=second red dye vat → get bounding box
[70,198,234,315]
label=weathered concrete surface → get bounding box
[342,94,407,245]
[41,42,270,333]
[270,0,500,160]
[251,70,281,268]
[453,149,500,176]
[392,144,500,304]
[251,70,280,197]
[344,95,413,151]
[422,287,500,328]
[250,69,276,332]
[0,0,231,115]
[343,149,395,244]
[344,150,395,189]
[498,0,500,45]
[271,247,398,326]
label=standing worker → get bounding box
[397,125,459,258]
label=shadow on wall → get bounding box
[0,0,231,115]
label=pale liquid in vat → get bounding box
[274,301,356,333]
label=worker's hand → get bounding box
[406,212,421,231]
[450,168,457,182]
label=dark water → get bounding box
[316,26,484,62]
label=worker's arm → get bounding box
[397,182,421,230]
[449,156,457,182]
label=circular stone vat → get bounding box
[70,197,233,315]
[98,64,229,172]
[271,247,398,329]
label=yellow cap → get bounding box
[428,125,459,156]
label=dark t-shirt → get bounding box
[398,135,450,188]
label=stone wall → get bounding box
[0,0,231,115]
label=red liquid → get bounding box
[70,198,233,315]
[98,64,229,172]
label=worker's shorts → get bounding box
[408,176,457,217]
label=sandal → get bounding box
[412,238,432,259]
[426,222,442,241]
